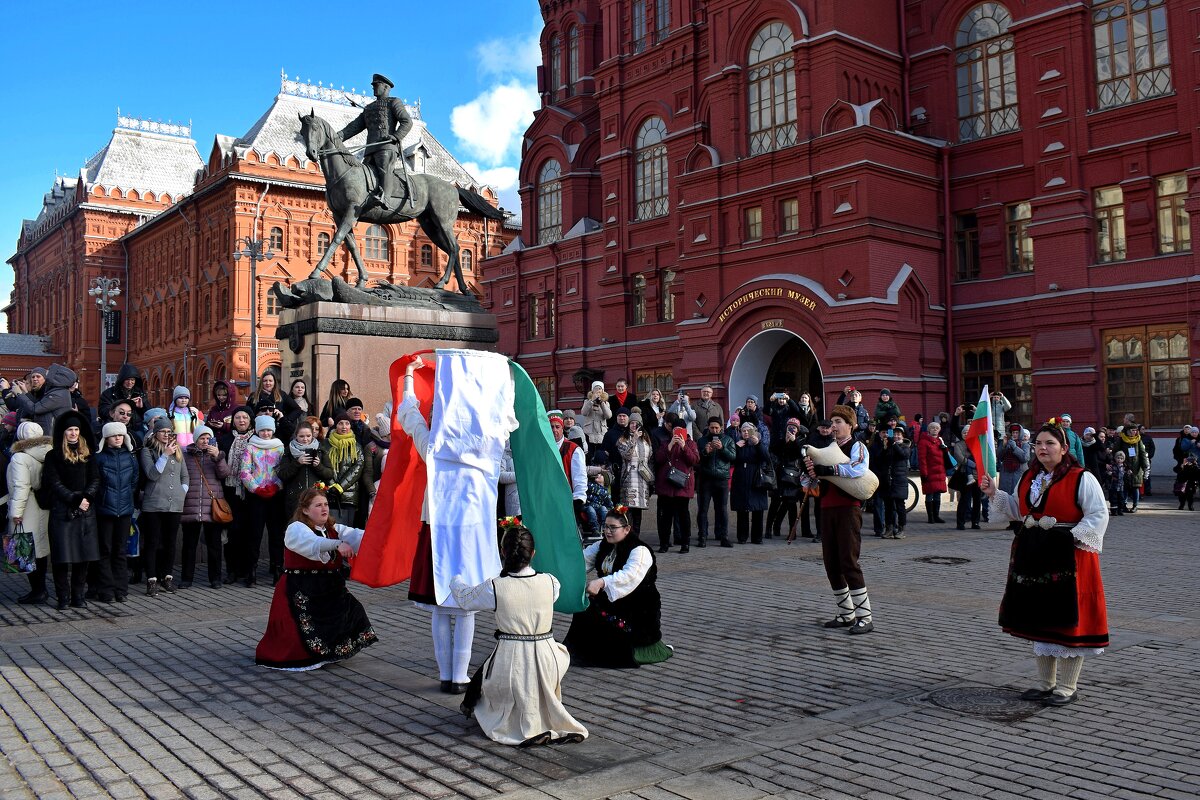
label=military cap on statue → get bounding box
[371,73,394,89]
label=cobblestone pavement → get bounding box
[1,495,1197,799]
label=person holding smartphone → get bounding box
[278,421,334,518]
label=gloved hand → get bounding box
[574,498,586,522]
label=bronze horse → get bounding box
[298,111,503,293]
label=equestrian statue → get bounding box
[299,73,504,295]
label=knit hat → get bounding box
[830,405,855,425]
[616,406,631,416]
[567,424,586,442]
[16,421,43,440]
[745,394,760,404]
[232,404,255,420]
[1,412,16,427]
[879,388,892,397]
[255,415,276,432]
[101,422,128,440]
[787,417,802,429]
[194,425,215,441]
[172,386,190,402]
[1083,426,1096,436]
[151,417,173,434]
[1060,413,1072,422]
[30,367,47,378]
[345,396,364,410]
[547,409,564,422]
[144,407,168,425]
[334,411,352,424]
[591,381,604,392]
[707,416,722,426]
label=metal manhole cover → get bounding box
[915,556,971,565]
[925,687,1039,721]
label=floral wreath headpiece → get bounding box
[613,504,629,515]
[313,481,329,491]
[498,515,524,530]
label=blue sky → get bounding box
[0,1,542,328]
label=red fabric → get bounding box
[917,430,947,492]
[558,439,579,482]
[255,536,341,668]
[407,523,435,604]
[1005,467,1109,648]
[351,352,435,587]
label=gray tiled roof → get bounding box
[82,127,203,199]
[27,177,79,232]
[237,92,487,190]
[0,334,60,357]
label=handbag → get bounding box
[779,464,803,486]
[127,519,140,558]
[754,462,777,491]
[196,456,234,524]
[666,465,688,488]
[2,523,35,574]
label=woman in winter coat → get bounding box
[41,409,102,610]
[219,406,255,584]
[730,421,771,544]
[7,421,52,604]
[615,417,654,536]
[652,425,699,553]
[94,421,139,602]
[321,413,366,526]
[638,388,668,432]
[181,425,231,589]
[579,381,612,458]
[766,419,807,540]
[277,420,334,518]
[249,368,301,446]
[140,417,190,596]
[916,421,948,523]
[738,396,772,448]
[320,378,352,431]
[205,379,238,437]
[239,415,286,585]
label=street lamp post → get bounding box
[88,276,121,395]
[232,236,276,383]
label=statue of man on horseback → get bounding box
[337,73,414,215]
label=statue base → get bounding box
[276,301,499,422]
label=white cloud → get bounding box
[450,81,538,166]
[463,163,518,191]
[474,30,542,79]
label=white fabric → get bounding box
[833,586,853,622]
[850,586,872,622]
[425,349,518,605]
[1034,641,1103,658]
[835,440,869,478]
[582,541,651,602]
[283,521,365,563]
[451,566,561,610]
[431,606,475,682]
[988,470,1108,553]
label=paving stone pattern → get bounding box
[1,497,1197,799]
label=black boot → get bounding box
[56,593,70,611]
[19,557,49,604]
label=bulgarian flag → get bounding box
[352,350,587,613]
[965,385,997,482]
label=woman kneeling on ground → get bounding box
[255,486,377,670]
[450,521,588,747]
[564,507,672,667]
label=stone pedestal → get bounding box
[276,302,498,422]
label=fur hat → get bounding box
[254,415,276,433]
[101,422,128,440]
[830,405,856,425]
[590,380,604,392]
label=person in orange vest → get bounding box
[548,410,587,527]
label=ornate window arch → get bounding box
[269,226,285,251]
[537,159,563,244]
[364,224,389,260]
[316,232,331,257]
[748,22,797,155]
[549,34,562,100]
[634,117,668,220]
[462,249,474,273]
[955,3,1018,141]
[568,26,580,94]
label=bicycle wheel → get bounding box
[905,478,920,513]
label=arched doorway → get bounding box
[728,330,824,416]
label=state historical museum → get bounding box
[482,0,1198,433]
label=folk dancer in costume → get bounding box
[547,410,588,531]
[564,507,673,667]
[450,521,588,746]
[981,419,1109,707]
[255,486,377,670]
[338,73,414,214]
[802,404,876,634]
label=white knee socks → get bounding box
[431,608,476,683]
[1055,655,1084,696]
[833,586,854,623]
[1035,655,1057,692]
[850,587,872,623]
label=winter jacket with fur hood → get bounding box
[7,432,52,558]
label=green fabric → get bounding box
[633,640,673,665]
[508,361,588,613]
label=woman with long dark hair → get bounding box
[563,508,672,667]
[320,379,352,430]
[255,486,377,670]
[450,522,588,746]
[981,419,1109,708]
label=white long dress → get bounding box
[451,569,588,746]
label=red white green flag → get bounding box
[965,386,997,481]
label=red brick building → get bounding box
[7,74,514,406]
[482,0,1197,434]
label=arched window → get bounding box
[1093,0,1172,108]
[634,118,668,220]
[549,34,562,100]
[316,232,331,257]
[420,244,433,267]
[631,0,647,52]
[537,159,563,244]
[364,224,389,260]
[956,3,1018,141]
[568,27,580,94]
[748,22,797,155]
[269,226,284,251]
[462,250,474,273]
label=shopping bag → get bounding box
[127,519,140,558]
[2,523,36,574]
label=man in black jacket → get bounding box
[696,417,735,547]
[98,364,148,441]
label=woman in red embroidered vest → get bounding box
[255,486,377,670]
[981,419,1109,707]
